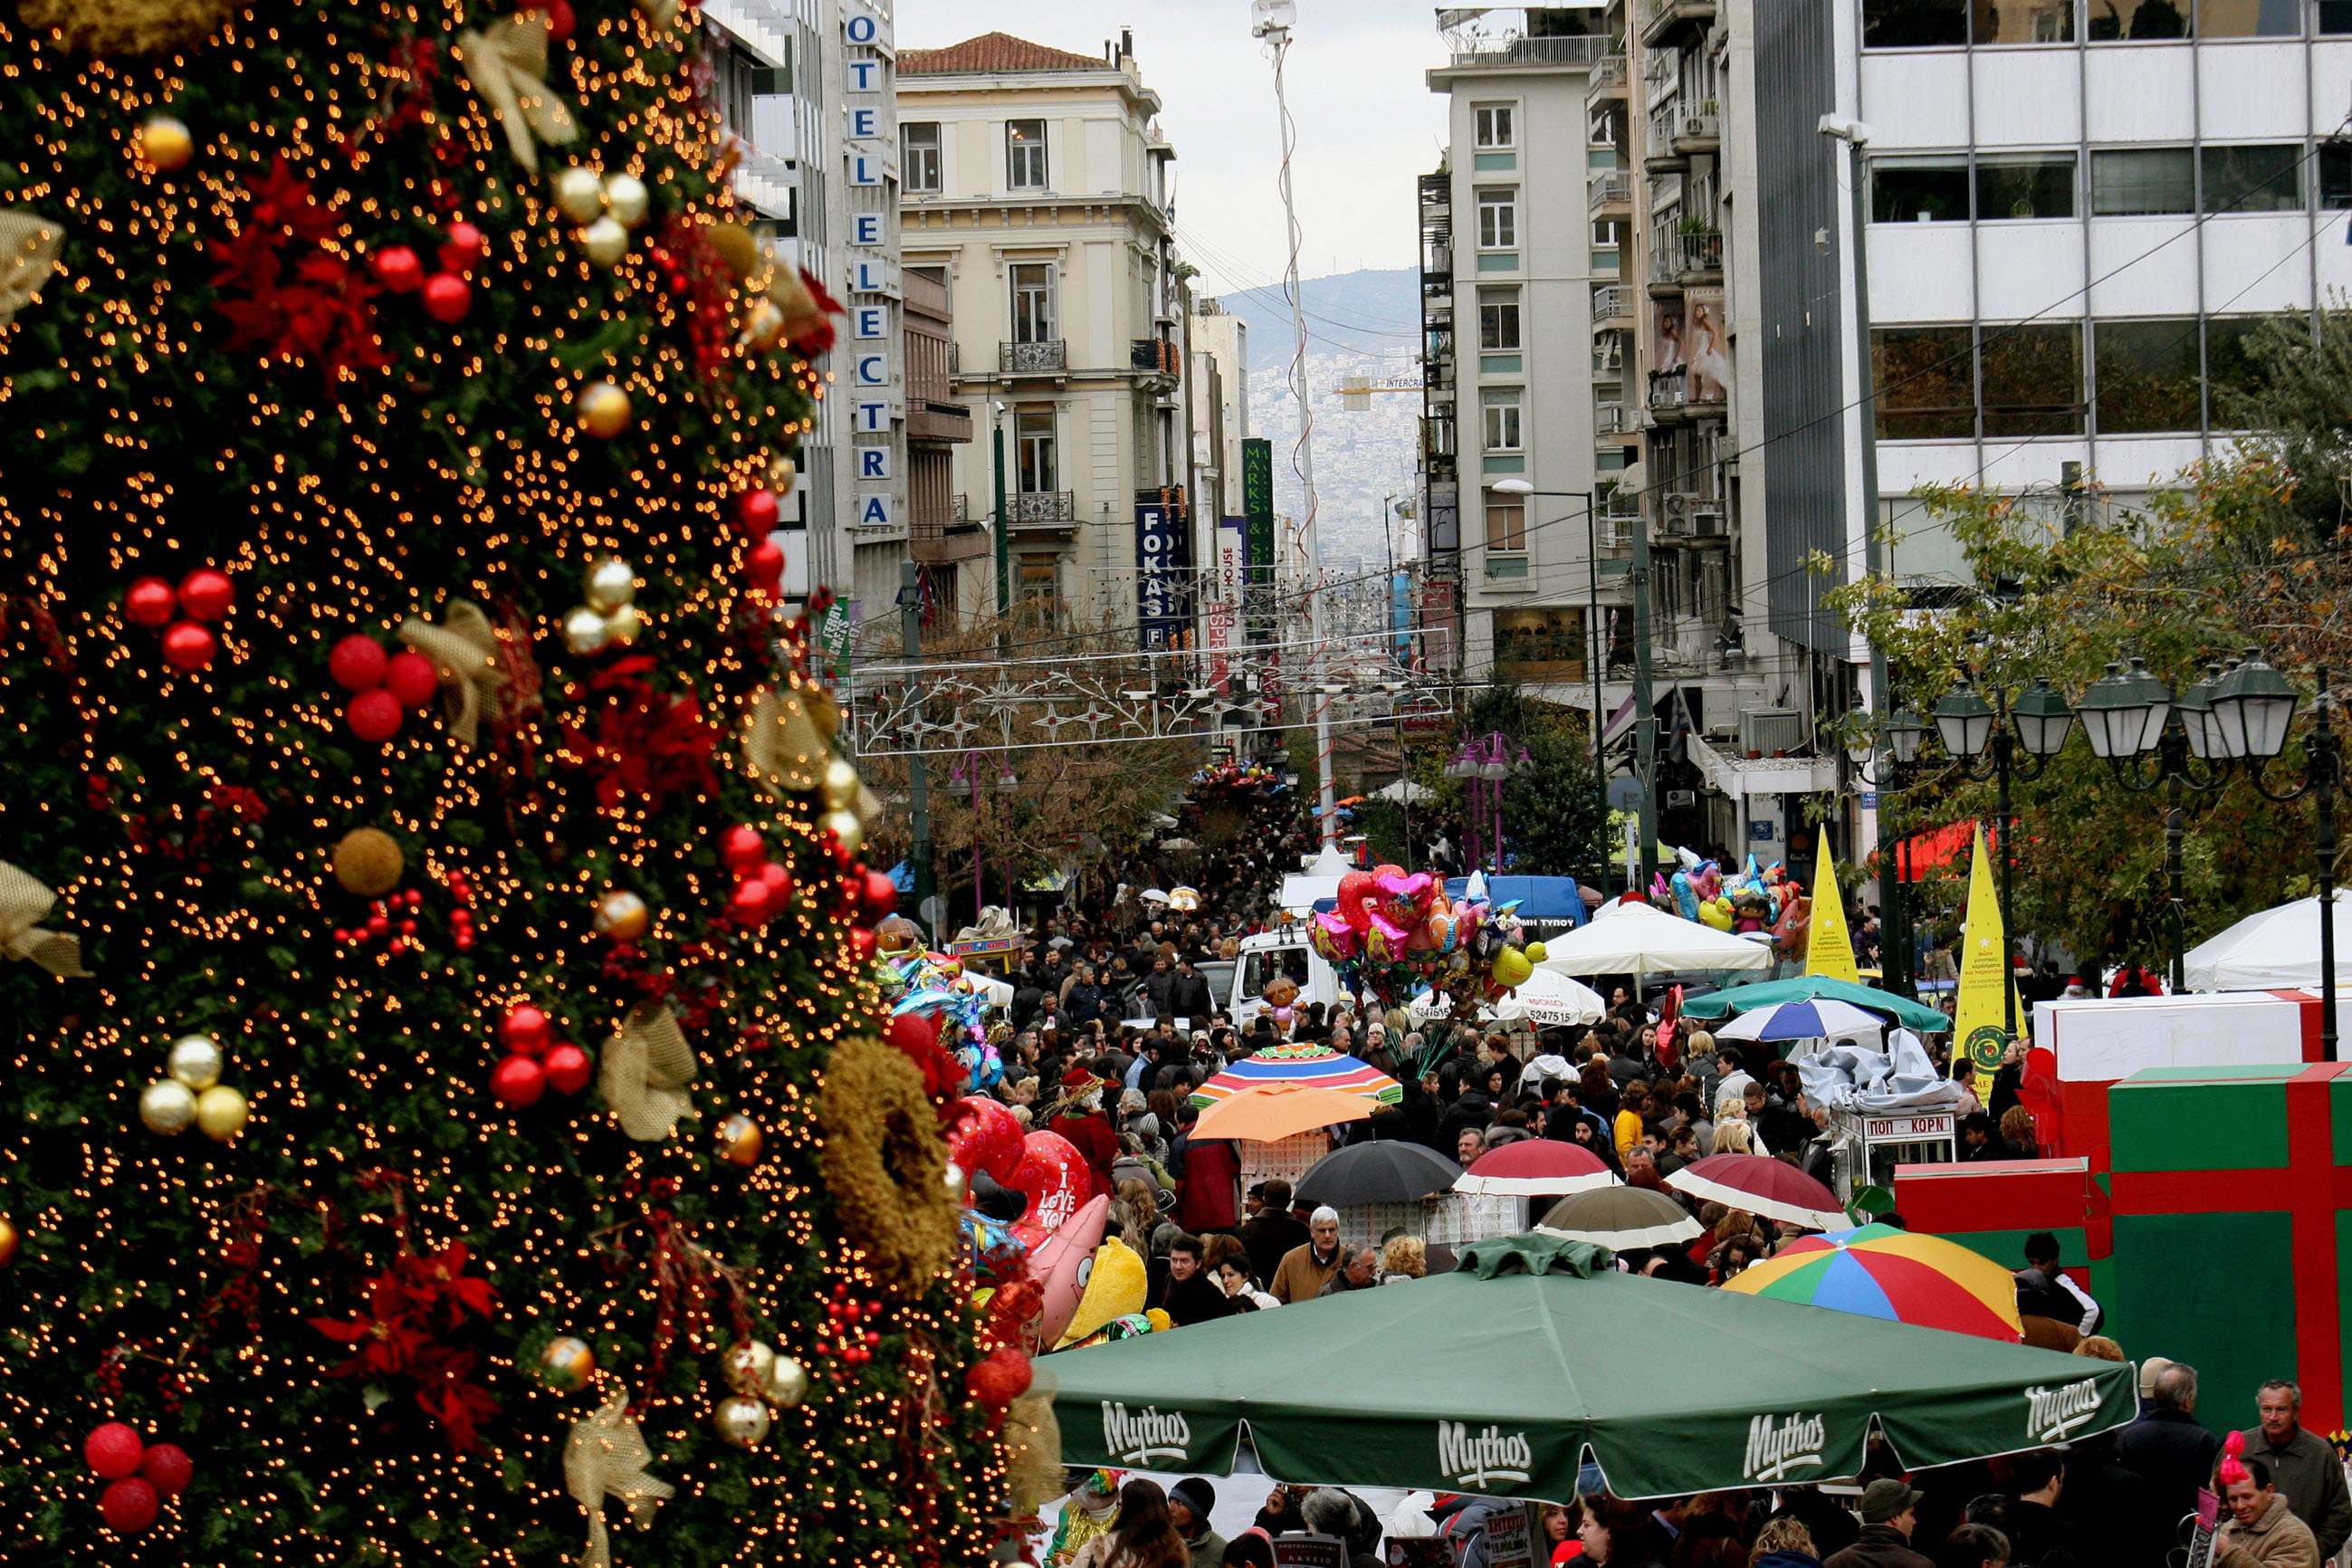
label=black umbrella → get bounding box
[1294,1142,1464,1206]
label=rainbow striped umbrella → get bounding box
[1721,1223,2022,1342]
[1189,1042,1401,1107]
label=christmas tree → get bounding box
[0,1,1017,1561]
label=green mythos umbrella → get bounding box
[1679,974,1949,1033]
[1047,1234,2134,1501]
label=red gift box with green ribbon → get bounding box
[2104,1061,2352,1435]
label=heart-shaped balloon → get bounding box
[1337,869,1377,932]
[1006,1130,1090,1236]
[948,1095,1027,1184]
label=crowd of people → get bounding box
[1045,1363,2348,1568]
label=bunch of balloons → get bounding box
[1307,865,1541,1010]
[1187,760,1289,800]
[888,950,1001,1095]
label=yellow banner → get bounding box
[1803,837,1860,983]
[1954,822,2022,1097]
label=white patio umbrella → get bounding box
[1533,901,1773,979]
[1374,778,1435,804]
[1494,967,1607,1028]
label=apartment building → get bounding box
[896,31,1195,641]
[703,0,909,624]
[1421,10,1611,694]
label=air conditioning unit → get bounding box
[1739,707,1806,759]
[1690,505,1727,538]
[1656,494,1692,537]
[1666,789,1697,808]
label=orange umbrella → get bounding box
[1191,1083,1376,1143]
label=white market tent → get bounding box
[1533,901,1774,978]
[1276,842,1358,917]
[2185,891,2352,1035]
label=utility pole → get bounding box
[992,398,1010,661]
[1632,507,1658,893]
[1253,0,1337,848]
[899,559,935,943]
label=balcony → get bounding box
[1591,285,1634,326]
[999,339,1066,376]
[1447,33,1610,69]
[1009,490,1076,530]
[1644,104,1688,172]
[1640,0,1717,50]
[1588,171,1633,213]
[1485,551,1531,582]
[1648,243,1686,297]
[1132,337,1181,376]
[1596,401,1629,437]
[1676,227,1723,281]
[1673,109,1721,157]
[1648,368,1690,421]
[1586,53,1628,99]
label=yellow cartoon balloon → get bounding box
[1054,1238,1148,1349]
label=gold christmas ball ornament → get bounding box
[167,1034,225,1091]
[764,1354,810,1410]
[538,1335,598,1393]
[138,115,195,171]
[821,756,862,812]
[769,455,798,496]
[713,1394,771,1449]
[577,380,633,440]
[944,1161,970,1207]
[562,606,610,656]
[820,808,865,856]
[603,172,651,229]
[592,889,650,942]
[602,604,645,646]
[742,300,787,352]
[331,827,406,897]
[195,1084,248,1141]
[551,165,607,225]
[581,216,630,270]
[139,1078,197,1135]
[584,557,638,614]
[0,1215,16,1268]
[716,1113,764,1168]
[721,1338,776,1396]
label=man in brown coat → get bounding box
[1268,1206,1345,1304]
[1824,1479,1936,1568]
[2220,1459,2322,1568]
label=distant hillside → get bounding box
[1208,269,1423,569]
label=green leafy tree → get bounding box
[1439,685,1607,878]
[0,3,1000,1563]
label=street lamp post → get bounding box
[1447,730,1531,875]
[1844,700,1927,998]
[950,751,1020,923]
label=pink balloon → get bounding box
[1007,1130,1090,1236]
[948,1095,1027,1184]
[1337,870,1377,932]
[1021,1194,1110,1348]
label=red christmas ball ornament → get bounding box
[100,1477,159,1535]
[850,925,878,964]
[501,1003,551,1056]
[736,488,779,533]
[729,879,775,924]
[862,869,899,921]
[965,1344,1034,1410]
[160,620,217,673]
[542,1041,593,1095]
[347,688,404,744]
[124,576,177,627]
[329,634,389,692]
[747,540,786,589]
[177,568,234,623]
[759,860,793,900]
[490,1054,547,1107]
[373,244,425,293]
[720,824,766,871]
[542,0,577,41]
[438,221,485,274]
[138,1443,193,1499]
[421,271,472,324]
[85,1422,145,1479]
[384,650,440,708]
[885,1010,940,1063]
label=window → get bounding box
[1016,562,1059,629]
[1477,187,1517,250]
[1592,218,1626,247]
[1972,0,2075,41]
[2195,0,2298,35]
[1007,119,1048,189]
[1980,322,2082,435]
[1977,154,2075,220]
[1873,325,1974,440]
[2091,148,2194,215]
[2324,0,2352,32]
[1485,491,1526,551]
[1482,388,1523,452]
[2204,316,2284,428]
[1475,104,1515,149]
[2086,0,2188,36]
[1015,408,1057,492]
[1478,287,1522,351]
[1589,105,1625,149]
[1009,263,1055,344]
[2203,144,2302,214]
[1864,0,1967,46]
[2093,318,2201,434]
[1873,158,1971,223]
[1494,607,1587,683]
[904,121,942,194]
[2324,143,2352,209]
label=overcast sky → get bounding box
[895,0,1450,291]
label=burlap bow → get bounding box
[397,601,510,748]
[597,1005,698,1142]
[743,686,828,795]
[454,13,578,177]
[0,861,90,978]
[1,211,64,330]
[634,0,681,29]
[564,1389,673,1568]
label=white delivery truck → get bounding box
[1227,929,1350,1032]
